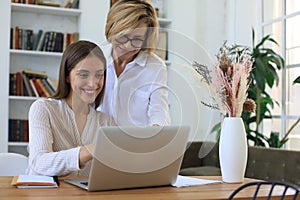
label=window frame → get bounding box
[259,0,300,147]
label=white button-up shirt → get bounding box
[98,43,170,126]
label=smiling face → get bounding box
[67,55,105,106]
[105,0,159,54]
[111,24,148,61]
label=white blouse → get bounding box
[98,43,171,126]
[26,98,115,176]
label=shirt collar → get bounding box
[100,41,148,69]
[135,51,148,67]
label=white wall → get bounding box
[0,1,10,153]
[166,0,258,141]
[79,0,110,46]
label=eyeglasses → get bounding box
[115,35,145,48]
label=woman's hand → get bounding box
[79,144,95,168]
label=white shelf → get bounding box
[158,18,172,26]
[10,49,62,57]
[9,96,38,101]
[8,142,28,146]
[11,3,81,17]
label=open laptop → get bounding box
[64,125,190,191]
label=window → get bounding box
[260,0,300,150]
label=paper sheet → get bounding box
[172,175,222,188]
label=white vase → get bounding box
[219,117,248,183]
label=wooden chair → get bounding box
[228,181,299,200]
[0,153,28,176]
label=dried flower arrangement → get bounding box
[193,42,256,117]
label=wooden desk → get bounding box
[0,176,295,200]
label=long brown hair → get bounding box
[52,40,107,108]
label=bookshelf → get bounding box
[0,0,171,156]
[9,2,81,155]
[0,0,109,155]
[158,17,172,65]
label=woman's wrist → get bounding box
[79,144,94,168]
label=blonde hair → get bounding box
[105,0,159,53]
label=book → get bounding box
[42,78,55,95]
[18,28,23,50]
[70,0,79,8]
[14,26,19,49]
[64,0,79,8]
[29,78,39,97]
[31,77,46,97]
[47,78,58,92]
[64,0,72,8]
[22,73,34,96]
[36,31,45,51]
[33,29,43,51]
[42,31,50,51]
[10,28,13,49]
[9,119,20,142]
[9,73,17,96]
[54,32,63,52]
[36,78,51,97]
[24,29,34,50]
[155,31,168,61]
[22,69,48,79]
[37,1,61,7]
[11,175,58,188]
[15,72,24,96]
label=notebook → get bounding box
[64,125,190,191]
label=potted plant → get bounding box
[192,42,255,182]
[232,28,285,147]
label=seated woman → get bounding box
[26,40,115,176]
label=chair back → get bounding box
[0,153,28,176]
[228,181,299,200]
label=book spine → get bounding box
[23,120,29,142]
[22,73,34,96]
[26,29,34,50]
[46,78,58,92]
[31,77,46,97]
[14,26,19,50]
[10,28,13,49]
[22,69,48,79]
[43,32,50,52]
[29,78,39,97]
[36,31,45,51]
[9,73,17,96]
[36,78,51,97]
[33,30,43,51]
[16,72,23,96]
[18,28,23,50]
[42,78,55,95]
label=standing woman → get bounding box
[26,40,115,176]
[98,0,171,126]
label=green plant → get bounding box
[230,28,285,147]
[293,76,300,84]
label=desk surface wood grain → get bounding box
[0,176,296,200]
